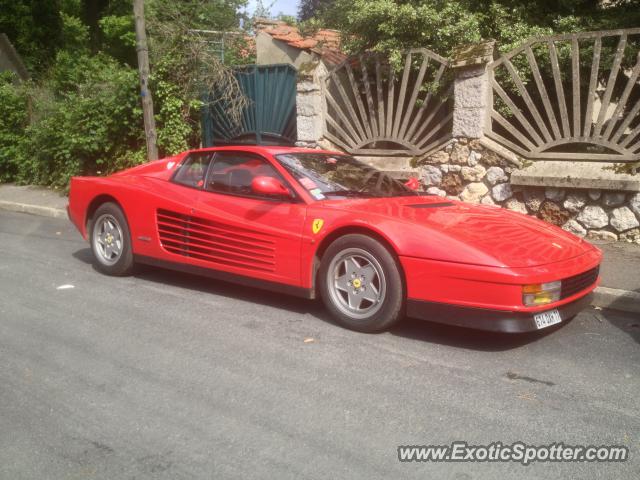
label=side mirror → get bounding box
[251,176,292,198]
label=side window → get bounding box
[206,152,290,200]
[172,153,213,188]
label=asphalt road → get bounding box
[0,210,638,480]
[596,240,640,292]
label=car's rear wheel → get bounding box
[319,234,404,332]
[90,202,133,276]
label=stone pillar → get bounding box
[451,40,496,139]
[295,60,328,148]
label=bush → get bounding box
[0,1,248,190]
[0,53,146,189]
[155,77,196,156]
[0,72,29,182]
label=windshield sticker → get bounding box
[299,177,318,190]
[309,188,326,200]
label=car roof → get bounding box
[187,145,345,156]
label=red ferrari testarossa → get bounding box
[68,146,601,333]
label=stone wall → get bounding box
[295,60,327,149]
[418,138,640,244]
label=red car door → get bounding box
[133,152,213,260]
[190,150,307,287]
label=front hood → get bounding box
[320,196,595,268]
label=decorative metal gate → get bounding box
[486,28,640,162]
[202,64,297,147]
[323,49,452,156]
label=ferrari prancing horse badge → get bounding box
[312,219,324,234]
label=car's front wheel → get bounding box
[319,234,404,332]
[90,202,134,276]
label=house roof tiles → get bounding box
[255,18,345,65]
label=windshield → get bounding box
[275,153,419,200]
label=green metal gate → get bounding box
[202,64,297,147]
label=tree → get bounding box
[0,0,63,74]
[145,0,249,154]
[320,0,640,56]
[133,0,158,160]
[253,0,275,19]
[298,0,334,22]
[0,0,252,187]
[81,0,109,49]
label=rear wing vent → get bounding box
[156,209,276,273]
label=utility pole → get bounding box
[133,0,159,161]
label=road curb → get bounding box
[592,287,640,314]
[0,200,67,219]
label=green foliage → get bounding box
[324,0,482,56]
[0,0,64,74]
[297,17,324,38]
[155,78,197,155]
[99,14,135,47]
[322,0,640,57]
[253,0,275,20]
[298,0,335,22]
[0,0,252,188]
[277,15,298,26]
[15,53,144,189]
[0,52,144,189]
[99,14,137,65]
[147,0,250,155]
[60,12,90,52]
[60,0,83,17]
[148,0,246,31]
[0,73,29,182]
[223,36,257,66]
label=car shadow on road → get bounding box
[389,316,564,352]
[72,248,330,318]
[72,248,565,352]
[602,289,640,345]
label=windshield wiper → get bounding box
[323,190,378,198]
[324,189,421,198]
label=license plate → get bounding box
[534,309,562,329]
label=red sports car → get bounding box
[68,146,601,333]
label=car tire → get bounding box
[89,202,134,276]
[319,234,404,332]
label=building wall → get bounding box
[256,32,313,69]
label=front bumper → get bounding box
[406,292,594,333]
